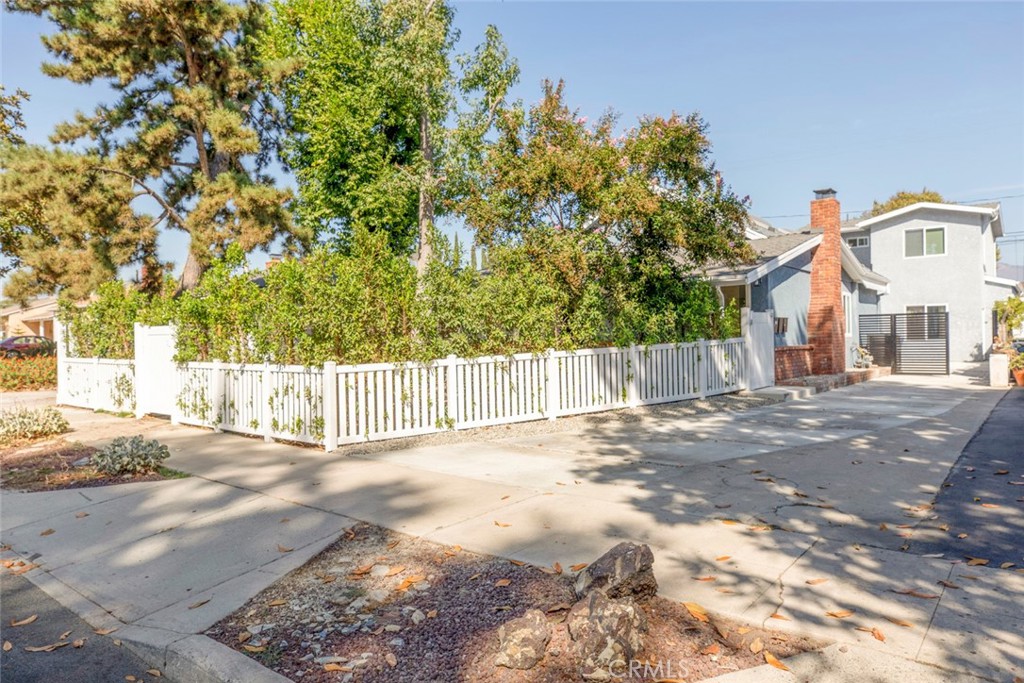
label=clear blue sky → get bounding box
[3,1,1023,276]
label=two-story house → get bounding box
[841,202,1019,361]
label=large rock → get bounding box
[568,592,647,681]
[494,609,551,670]
[575,542,657,601]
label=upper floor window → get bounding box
[904,227,945,258]
[846,236,869,248]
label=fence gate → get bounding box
[743,308,775,389]
[134,324,177,417]
[858,312,950,375]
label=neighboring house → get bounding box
[840,202,1020,361]
[700,190,889,372]
[0,296,58,340]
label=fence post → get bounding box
[546,349,560,420]
[322,361,338,451]
[91,356,100,411]
[133,323,145,418]
[445,355,459,429]
[698,339,709,399]
[262,362,274,443]
[54,320,66,405]
[211,360,224,432]
[740,308,751,391]
[627,344,640,408]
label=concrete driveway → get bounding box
[1,368,1020,681]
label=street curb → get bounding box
[5,557,289,683]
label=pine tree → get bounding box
[9,0,311,291]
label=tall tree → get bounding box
[868,188,946,217]
[261,0,517,270]
[9,0,310,291]
[0,144,158,303]
[0,86,30,146]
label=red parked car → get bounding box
[0,335,56,358]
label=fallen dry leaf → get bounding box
[243,644,265,653]
[937,580,960,589]
[1000,562,1016,569]
[494,578,511,587]
[2,641,11,652]
[187,599,210,610]
[715,555,731,562]
[509,559,525,566]
[24,642,68,653]
[39,529,55,537]
[112,639,122,647]
[75,512,89,519]
[385,566,405,577]
[553,562,563,574]
[855,626,886,642]
[547,603,572,613]
[965,557,989,566]
[493,521,510,528]
[59,630,72,640]
[468,573,482,581]
[981,503,1000,509]
[126,676,136,682]
[879,523,889,530]
[764,651,789,671]
[693,576,716,582]
[72,639,84,648]
[715,587,735,594]
[276,544,293,553]
[701,643,720,655]
[721,519,739,525]
[682,602,709,623]
[11,615,38,627]
[806,578,829,585]
[994,470,1009,475]
[238,631,252,643]
[94,627,118,636]
[427,609,437,619]
[826,609,855,619]
[323,663,352,672]
[749,637,764,653]
[350,564,374,576]
[268,599,287,607]
[737,626,751,635]
[885,617,914,628]
[147,669,162,677]
[570,563,588,571]
[769,613,790,621]
[957,533,969,539]
[938,523,950,531]
[385,652,398,668]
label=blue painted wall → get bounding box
[749,250,812,346]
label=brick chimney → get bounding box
[806,188,846,375]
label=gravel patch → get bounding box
[209,521,823,682]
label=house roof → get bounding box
[853,201,1003,237]
[0,296,58,318]
[693,231,821,281]
[697,230,889,292]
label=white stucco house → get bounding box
[840,202,1020,361]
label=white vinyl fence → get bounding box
[58,322,752,450]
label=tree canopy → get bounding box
[868,188,946,217]
[1,144,159,303]
[8,0,312,291]
[261,0,518,268]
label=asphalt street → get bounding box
[912,386,1024,567]
[1,572,175,683]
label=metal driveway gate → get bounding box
[858,312,950,375]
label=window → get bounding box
[904,227,945,258]
[906,305,947,339]
[846,236,869,248]
[842,292,853,336]
[720,285,747,309]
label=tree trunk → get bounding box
[416,108,434,276]
[177,248,205,294]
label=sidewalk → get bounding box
[1,370,1020,681]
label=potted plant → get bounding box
[1010,352,1024,387]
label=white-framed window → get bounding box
[846,236,869,248]
[906,304,947,339]
[904,227,945,258]
[842,292,853,336]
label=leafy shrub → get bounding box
[0,406,70,444]
[92,435,170,475]
[0,356,57,391]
